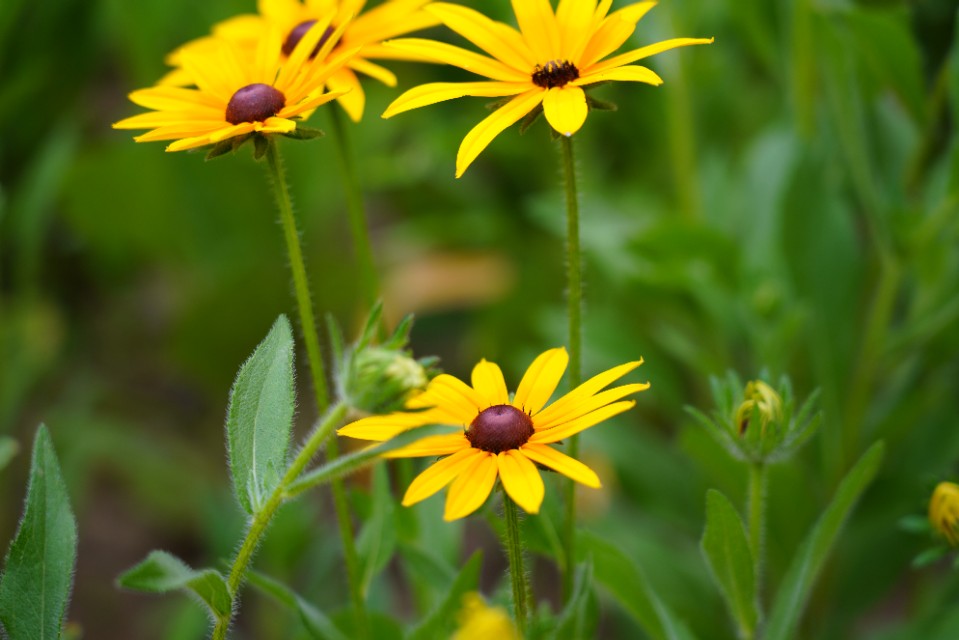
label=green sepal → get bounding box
[282,125,326,140]
[253,134,270,160]
[204,133,254,161]
[117,551,231,622]
[586,94,618,112]
[912,546,948,568]
[484,96,514,111]
[519,104,544,135]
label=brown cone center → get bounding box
[282,20,336,58]
[531,59,580,89]
[225,83,286,125]
[467,405,534,454]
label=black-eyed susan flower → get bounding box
[930,482,959,547]
[161,0,439,122]
[338,347,649,520]
[381,0,712,176]
[113,19,356,152]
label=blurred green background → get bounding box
[3,0,959,638]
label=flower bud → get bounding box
[930,482,959,547]
[345,346,429,415]
[734,380,783,437]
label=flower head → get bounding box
[382,0,712,176]
[161,0,439,122]
[338,347,649,520]
[452,593,520,640]
[735,380,783,436]
[113,19,356,152]
[930,482,959,547]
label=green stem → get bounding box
[212,402,349,640]
[264,139,367,638]
[560,135,583,602]
[747,463,766,588]
[502,488,530,635]
[328,106,379,310]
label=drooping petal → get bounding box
[542,85,587,136]
[471,359,509,407]
[529,400,635,444]
[427,3,536,71]
[575,65,662,87]
[510,0,561,61]
[165,132,221,152]
[384,38,529,82]
[520,443,601,488]
[513,348,568,416]
[588,37,714,76]
[455,89,544,177]
[444,451,498,520]
[384,433,471,458]
[402,448,484,506]
[349,57,397,87]
[533,359,644,426]
[497,450,545,514]
[326,68,366,121]
[383,81,528,119]
[533,383,649,431]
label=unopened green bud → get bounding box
[346,346,429,415]
[734,380,782,437]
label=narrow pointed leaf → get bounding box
[247,570,348,640]
[553,558,596,639]
[117,551,230,622]
[0,425,78,640]
[700,490,758,638]
[406,551,482,640]
[356,465,397,597]
[764,441,884,640]
[227,315,296,514]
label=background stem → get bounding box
[502,487,530,635]
[748,462,766,588]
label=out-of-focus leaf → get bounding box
[765,442,884,640]
[0,437,18,471]
[226,315,295,514]
[0,425,77,640]
[552,558,596,640]
[406,551,482,640]
[116,550,230,622]
[356,464,397,597]
[247,570,348,640]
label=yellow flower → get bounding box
[113,20,354,152]
[382,0,712,176]
[930,482,959,547]
[338,347,649,520]
[161,0,439,122]
[452,593,520,640]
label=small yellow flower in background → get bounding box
[381,0,713,176]
[113,19,355,152]
[452,592,520,640]
[735,380,782,436]
[338,347,649,520]
[162,0,439,122]
[930,482,959,546]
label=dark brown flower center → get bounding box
[531,59,579,89]
[282,20,336,58]
[466,405,534,454]
[225,83,286,124]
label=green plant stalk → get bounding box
[264,139,367,637]
[748,462,766,589]
[560,134,583,603]
[328,106,379,310]
[212,402,349,640]
[502,487,530,635]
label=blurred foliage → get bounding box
[2,0,959,638]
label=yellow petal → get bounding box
[256,117,297,133]
[510,0,561,61]
[588,37,714,76]
[133,122,223,143]
[209,122,256,142]
[384,433,471,458]
[610,1,658,24]
[427,374,487,422]
[575,65,662,87]
[520,443,601,488]
[165,133,218,152]
[349,57,397,87]
[384,39,528,82]
[529,400,635,444]
[427,3,535,71]
[533,359,644,426]
[327,68,365,122]
[556,0,598,62]
[348,1,439,45]
[578,14,637,69]
[128,86,223,111]
[180,46,237,104]
[277,17,334,90]
[534,383,649,431]
[455,89,544,177]
[338,411,439,441]
[383,81,527,119]
[444,452,498,520]
[513,348,568,416]
[497,450,545,514]
[112,110,220,130]
[157,67,193,87]
[280,88,348,120]
[542,85,587,136]
[403,448,483,506]
[471,359,509,407]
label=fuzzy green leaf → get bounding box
[226,315,295,514]
[406,551,482,640]
[700,490,758,638]
[0,425,77,640]
[765,441,884,640]
[117,551,230,621]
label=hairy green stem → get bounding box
[747,462,766,589]
[264,139,367,638]
[560,135,583,602]
[212,402,349,640]
[502,488,530,635]
[328,106,379,310]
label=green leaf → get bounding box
[356,465,397,598]
[406,551,482,640]
[247,570,348,640]
[552,558,596,640]
[116,550,230,622]
[0,436,18,471]
[764,441,884,640]
[226,315,295,514]
[0,425,77,640]
[700,490,758,638]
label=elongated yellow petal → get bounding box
[338,410,439,441]
[384,81,527,118]
[385,39,529,83]
[255,117,297,133]
[513,347,568,416]
[497,450,545,514]
[280,88,348,119]
[471,359,509,407]
[529,401,635,444]
[134,122,223,143]
[165,133,220,152]
[588,37,714,75]
[557,0,598,62]
[511,0,561,61]
[533,359,644,426]
[403,448,483,506]
[326,68,365,122]
[455,89,544,177]
[113,110,221,130]
[542,85,587,136]
[209,122,257,142]
[575,65,662,87]
[578,14,637,69]
[520,443,601,488]
[384,433,471,458]
[128,86,223,111]
[444,452,498,520]
[180,47,236,104]
[277,17,334,90]
[428,3,535,71]
[427,374,487,421]
[349,1,439,45]
[349,57,397,87]
[533,383,649,431]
